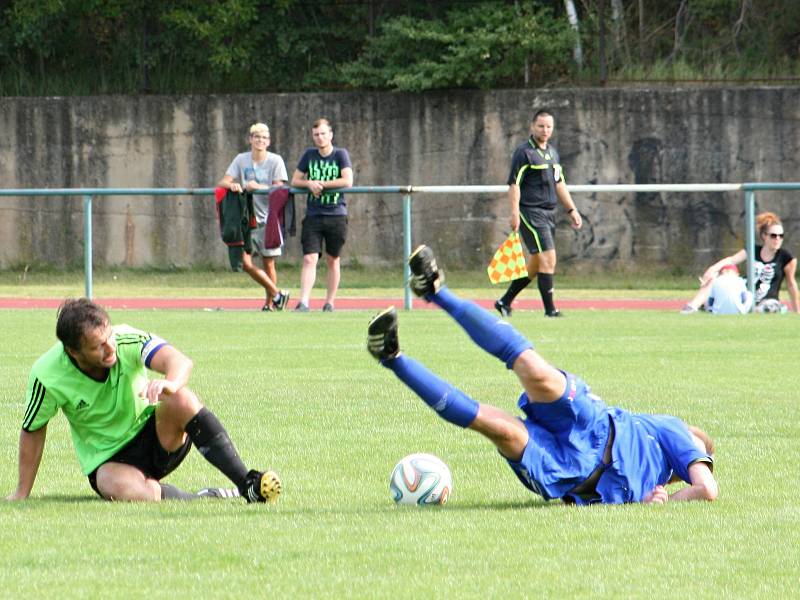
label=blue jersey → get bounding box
[505,373,712,504]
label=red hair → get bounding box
[756,212,782,237]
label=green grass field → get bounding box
[0,265,693,299]
[1,303,798,597]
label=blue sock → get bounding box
[431,286,533,369]
[383,354,479,428]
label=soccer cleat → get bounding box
[261,302,274,312]
[680,303,698,314]
[322,302,334,312]
[545,309,563,318]
[242,469,282,504]
[408,245,444,297]
[367,306,400,360]
[197,487,242,499]
[273,290,290,311]
[494,299,513,318]
[294,302,310,312]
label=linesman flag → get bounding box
[487,231,528,284]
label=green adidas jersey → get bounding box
[22,325,167,475]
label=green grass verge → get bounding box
[0,266,693,299]
[2,308,796,597]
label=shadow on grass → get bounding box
[5,494,98,505]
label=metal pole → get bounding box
[403,193,412,310]
[744,189,755,310]
[83,195,93,299]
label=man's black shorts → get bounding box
[301,214,348,257]
[88,413,192,497]
[519,207,556,254]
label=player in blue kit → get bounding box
[367,246,718,505]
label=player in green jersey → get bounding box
[6,298,281,503]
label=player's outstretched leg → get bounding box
[408,245,532,369]
[183,407,281,504]
[367,307,479,427]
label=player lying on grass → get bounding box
[367,246,718,505]
[6,298,281,503]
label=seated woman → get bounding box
[681,212,798,314]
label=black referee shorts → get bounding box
[519,207,556,254]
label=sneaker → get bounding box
[242,469,282,504]
[294,302,310,312]
[322,302,334,312]
[408,245,444,297]
[680,304,698,314]
[367,306,400,360]
[545,309,563,318]
[197,487,242,499]
[261,302,274,312]
[494,299,512,318]
[273,290,290,311]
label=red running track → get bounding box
[0,296,682,311]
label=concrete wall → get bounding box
[1,87,798,271]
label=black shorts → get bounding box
[88,413,192,497]
[519,207,556,254]
[301,215,348,257]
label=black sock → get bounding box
[185,408,249,490]
[537,273,556,314]
[159,483,198,501]
[500,276,533,305]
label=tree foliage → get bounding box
[340,3,575,91]
[0,0,798,95]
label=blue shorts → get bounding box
[504,372,611,501]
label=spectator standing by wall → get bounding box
[290,118,354,312]
[218,122,290,311]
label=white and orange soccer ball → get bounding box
[389,453,452,506]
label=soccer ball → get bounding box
[755,299,786,313]
[389,453,452,506]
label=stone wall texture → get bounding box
[1,87,798,271]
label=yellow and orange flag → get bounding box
[487,231,528,284]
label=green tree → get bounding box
[340,2,576,91]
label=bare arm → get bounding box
[291,167,352,198]
[245,178,287,193]
[668,462,718,502]
[784,258,799,313]
[218,174,243,193]
[6,426,47,500]
[700,249,747,285]
[142,345,194,404]
[555,180,581,229]
[291,168,322,197]
[317,167,353,191]
[508,184,520,231]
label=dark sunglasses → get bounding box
[768,233,785,239]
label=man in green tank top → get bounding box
[7,298,281,503]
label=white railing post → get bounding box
[403,192,413,310]
[83,194,93,299]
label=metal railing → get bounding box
[2,183,799,309]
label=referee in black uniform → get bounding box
[495,109,582,318]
